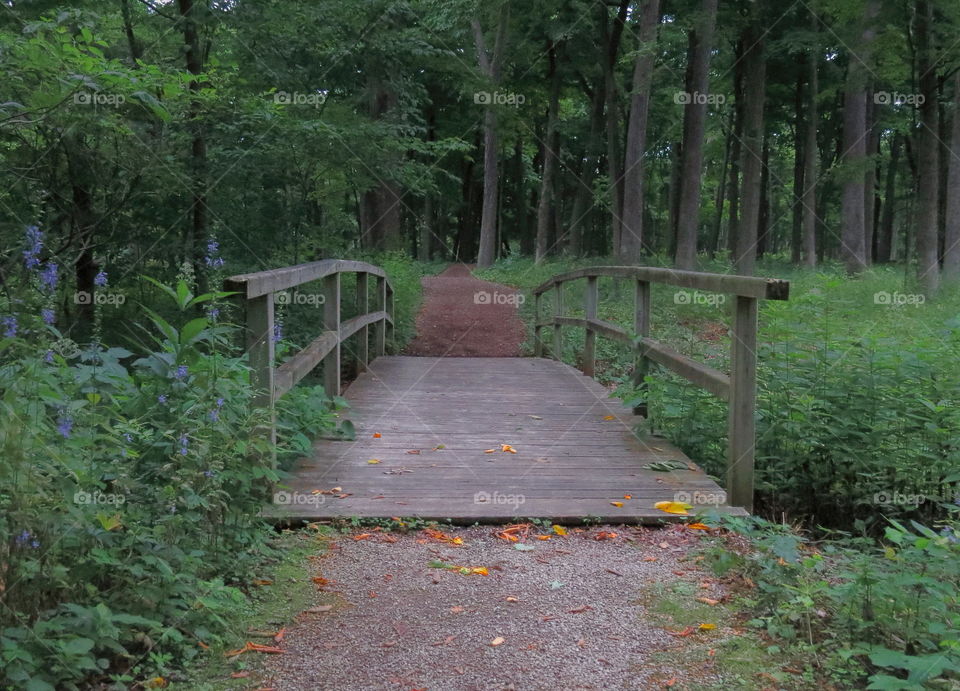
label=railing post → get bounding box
[356,272,369,372]
[387,284,395,348]
[534,292,543,357]
[633,279,651,417]
[728,295,758,512]
[323,272,341,398]
[552,281,564,360]
[374,275,387,357]
[583,275,598,377]
[246,292,277,449]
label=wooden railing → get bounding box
[532,266,789,511]
[226,260,394,441]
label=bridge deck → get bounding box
[268,356,745,523]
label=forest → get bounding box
[1,0,959,689]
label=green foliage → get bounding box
[703,513,960,689]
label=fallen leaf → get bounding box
[667,626,696,638]
[252,579,272,586]
[603,415,616,420]
[484,448,497,454]
[353,533,372,541]
[230,672,251,679]
[367,459,381,464]
[490,636,505,647]
[505,596,519,602]
[568,605,592,614]
[595,531,618,541]
[406,449,421,455]
[273,628,285,643]
[654,501,693,515]
[623,494,632,500]
[698,623,716,631]
[450,606,465,614]
[610,501,624,507]
[642,556,658,562]
[144,677,166,688]
[552,525,567,536]
[311,576,330,588]
[696,597,720,606]
[304,605,333,614]
[536,535,552,541]
[501,444,517,453]
[372,433,381,438]
[432,444,446,450]
[687,522,710,531]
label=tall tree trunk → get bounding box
[733,22,765,275]
[177,0,207,280]
[708,106,734,256]
[602,0,630,255]
[791,65,805,264]
[839,0,878,274]
[802,30,819,267]
[915,0,940,295]
[472,4,509,268]
[568,83,605,256]
[944,72,960,282]
[674,0,718,270]
[619,0,661,263]
[864,88,879,264]
[877,133,901,263]
[535,41,561,263]
[757,138,771,258]
[726,38,745,256]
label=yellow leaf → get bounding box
[451,537,464,545]
[603,415,616,420]
[501,444,517,453]
[687,522,710,531]
[490,636,505,646]
[623,494,632,500]
[471,567,489,576]
[484,448,497,454]
[698,623,716,631]
[610,501,624,507]
[144,677,167,689]
[552,525,567,536]
[654,501,693,515]
[367,459,381,464]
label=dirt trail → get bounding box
[259,525,732,690]
[404,264,526,357]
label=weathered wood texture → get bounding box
[265,356,744,523]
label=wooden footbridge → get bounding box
[226,261,789,523]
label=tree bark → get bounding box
[602,0,630,255]
[944,72,960,282]
[915,0,940,295]
[674,0,718,270]
[535,41,561,263]
[472,4,509,268]
[177,0,207,279]
[791,65,805,264]
[726,38,745,257]
[877,133,901,263]
[733,22,765,276]
[619,0,661,263]
[802,31,819,267]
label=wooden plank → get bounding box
[533,265,789,300]
[247,293,276,450]
[373,276,387,357]
[323,273,340,397]
[274,331,338,398]
[533,292,543,357]
[638,337,730,400]
[727,296,758,511]
[340,311,391,341]
[227,259,391,299]
[355,272,369,372]
[583,275,598,377]
[553,281,563,360]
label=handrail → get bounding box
[225,260,394,444]
[532,266,789,512]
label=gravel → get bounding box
[258,524,727,690]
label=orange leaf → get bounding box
[696,597,720,606]
[610,501,623,507]
[471,567,489,576]
[252,579,272,586]
[536,535,552,541]
[623,494,632,500]
[595,531,618,540]
[197,641,209,650]
[273,628,286,643]
[603,415,616,420]
[353,533,372,541]
[406,449,421,455]
[552,525,567,536]
[484,448,497,454]
[372,432,381,438]
[687,522,710,531]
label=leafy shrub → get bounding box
[704,513,960,689]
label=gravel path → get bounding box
[260,525,727,690]
[403,264,526,357]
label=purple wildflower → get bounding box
[124,433,133,443]
[158,394,168,403]
[94,270,108,288]
[172,365,188,381]
[44,350,54,363]
[216,397,225,408]
[41,308,55,325]
[203,469,216,478]
[178,434,189,456]
[39,263,58,292]
[2,316,17,338]
[57,416,73,439]
[15,530,31,545]
[23,226,42,270]
[204,239,225,268]
[207,306,220,320]
[208,408,220,422]
[273,322,283,343]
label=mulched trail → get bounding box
[404,264,527,357]
[258,524,732,691]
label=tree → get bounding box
[674,0,718,270]
[944,71,960,282]
[915,0,940,295]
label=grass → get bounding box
[176,526,337,690]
